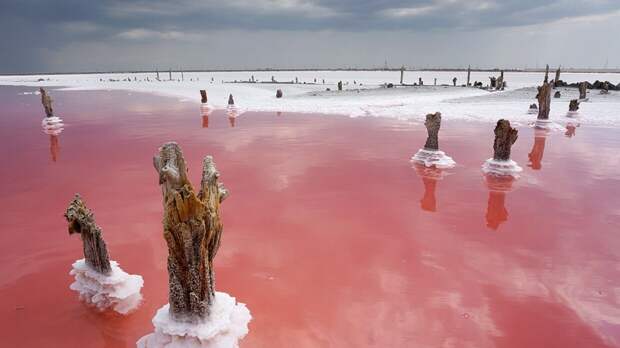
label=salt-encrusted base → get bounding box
[566,111,579,118]
[42,116,64,130]
[578,98,589,102]
[527,108,538,115]
[137,292,251,348]
[70,259,143,314]
[481,158,523,177]
[200,103,213,114]
[411,149,456,169]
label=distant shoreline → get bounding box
[2,68,620,76]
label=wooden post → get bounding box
[337,81,343,91]
[467,65,471,86]
[418,77,423,86]
[569,99,580,112]
[554,66,561,87]
[423,112,441,150]
[169,69,172,81]
[276,89,283,98]
[153,143,229,322]
[537,81,552,120]
[228,94,235,105]
[493,119,518,161]
[400,65,405,85]
[65,194,112,275]
[544,64,549,83]
[156,69,160,80]
[497,70,504,90]
[579,82,587,99]
[39,88,54,117]
[200,90,208,104]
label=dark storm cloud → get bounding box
[1,0,619,72]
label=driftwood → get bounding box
[579,82,587,99]
[537,81,552,120]
[65,194,112,275]
[493,119,518,161]
[228,94,235,105]
[40,88,54,117]
[200,90,208,104]
[423,112,441,150]
[569,99,580,111]
[276,89,283,98]
[153,142,229,322]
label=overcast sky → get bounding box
[1,0,620,73]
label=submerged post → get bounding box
[40,88,54,117]
[200,90,208,104]
[153,142,229,322]
[423,112,441,150]
[493,119,518,161]
[537,80,552,120]
[65,194,112,275]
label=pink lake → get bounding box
[1,86,620,348]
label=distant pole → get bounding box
[181,69,184,81]
[467,65,471,86]
[554,66,561,88]
[544,64,549,83]
[156,69,160,80]
[169,69,172,81]
[400,65,405,85]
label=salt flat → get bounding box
[1,70,619,126]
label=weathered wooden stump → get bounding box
[153,142,229,322]
[569,99,580,112]
[554,67,561,88]
[529,103,538,110]
[452,77,457,87]
[537,81,552,120]
[337,81,343,91]
[40,88,54,117]
[276,89,283,98]
[228,94,235,105]
[418,77,423,86]
[496,71,504,90]
[423,112,441,151]
[467,65,471,86]
[554,91,561,98]
[489,76,497,89]
[493,119,518,161]
[544,64,549,83]
[65,194,112,275]
[400,66,405,84]
[200,90,208,104]
[579,82,587,99]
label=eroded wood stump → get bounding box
[493,119,518,161]
[200,90,208,103]
[569,99,580,111]
[40,88,54,117]
[423,112,441,150]
[337,81,343,91]
[276,89,283,98]
[65,194,112,275]
[554,91,561,98]
[554,67,561,87]
[537,81,552,120]
[153,142,229,322]
[579,82,587,99]
[228,94,235,105]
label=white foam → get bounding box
[481,159,523,177]
[136,292,251,348]
[411,149,456,169]
[69,258,143,314]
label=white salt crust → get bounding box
[481,159,523,177]
[566,111,579,118]
[411,149,456,169]
[69,259,143,314]
[137,292,251,348]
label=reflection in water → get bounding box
[413,164,446,212]
[200,103,212,128]
[42,120,63,162]
[227,106,238,128]
[528,130,548,170]
[484,174,515,230]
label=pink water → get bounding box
[1,86,619,347]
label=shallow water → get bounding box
[1,86,620,347]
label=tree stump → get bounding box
[276,89,283,98]
[200,90,208,104]
[418,77,423,86]
[65,194,112,275]
[579,82,587,99]
[554,67,561,88]
[554,91,561,98]
[337,81,343,91]
[489,77,497,89]
[569,99,580,111]
[537,81,552,120]
[493,119,518,161]
[544,64,549,83]
[400,66,405,84]
[228,94,235,105]
[452,77,457,86]
[423,112,441,150]
[496,71,504,90]
[40,88,54,117]
[467,65,471,86]
[153,142,229,322]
